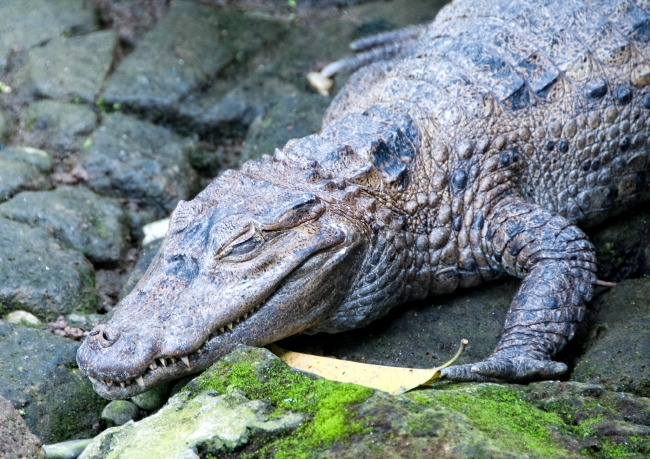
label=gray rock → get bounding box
[0,394,45,459]
[571,277,650,397]
[130,383,171,411]
[0,0,96,74]
[80,390,304,459]
[23,101,97,154]
[27,30,117,103]
[22,31,118,103]
[0,107,12,142]
[0,186,129,265]
[0,146,52,202]
[0,320,108,444]
[43,439,92,459]
[102,1,288,117]
[0,217,97,321]
[242,91,331,159]
[100,401,139,427]
[80,114,200,218]
[119,239,162,301]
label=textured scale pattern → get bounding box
[77,0,650,398]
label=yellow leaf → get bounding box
[270,339,467,395]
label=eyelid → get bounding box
[215,222,264,259]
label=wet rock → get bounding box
[89,0,170,45]
[281,277,518,369]
[588,205,650,281]
[4,310,42,328]
[0,186,129,265]
[80,114,200,217]
[0,217,97,321]
[130,383,171,411]
[0,394,45,459]
[80,390,303,458]
[119,239,162,301]
[571,277,650,397]
[65,313,103,332]
[0,320,108,443]
[19,31,118,103]
[102,1,288,118]
[0,146,52,202]
[23,101,97,155]
[100,401,139,427]
[0,0,96,74]
[42,439,92,459]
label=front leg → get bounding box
[442,198,597,382]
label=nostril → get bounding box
[102,331,117,342]
[87,326,120,348]
[89,330,100,336]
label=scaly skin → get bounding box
[77,0,650,399]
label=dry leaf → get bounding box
[270,339,467,395]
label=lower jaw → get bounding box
[92,340,239,400]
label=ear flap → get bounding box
[261,195,325,231]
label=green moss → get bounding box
[411,386,570,458]
[192,349,373,458]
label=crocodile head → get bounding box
[76,165,367,399]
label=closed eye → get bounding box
[228,238,261,257]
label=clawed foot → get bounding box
[440,354,568,382]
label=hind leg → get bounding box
[320,24,426,78]
[442,197,596,382]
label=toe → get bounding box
[471,359,516,379]
[441,364,492,382]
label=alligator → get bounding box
[77,0,650,399]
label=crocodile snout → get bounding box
[87,325,121,348]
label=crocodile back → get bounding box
[325,0,650,227]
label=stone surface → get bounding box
[80,114,200,218]
[242,89,331,159]
[23,101,97,155]
[0,146,52,202]
[42,439,92,459]
[0,186,129,265]
[130,383,171,411]
[0,0,96,74]
[100,401,139,427]
[102,1,288,117]
[587,205,650,282]
[80,391,303,459]
[21,31,118,102]
[0,320,108,444]
[0,394,45,459]
[119,239,162,301]
[0,217,97,321]
[4,310,42,327]
[281,277,518,369]
[0,107,11,142]
[79,345,650,458]
[571,277,650,397]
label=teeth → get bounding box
[236,318,240,324]
[105,379,112,385]
[159,358,167,367]
[150,362,157,371]
[120,382,126,388]
[197,349,202,354]
[220,327,225,334]
[136,376,145,386]
[89,376,98,384]
[181,356,191,368]
[171,358,177,364]
[243,313,248,319]
[227,323,233,331]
